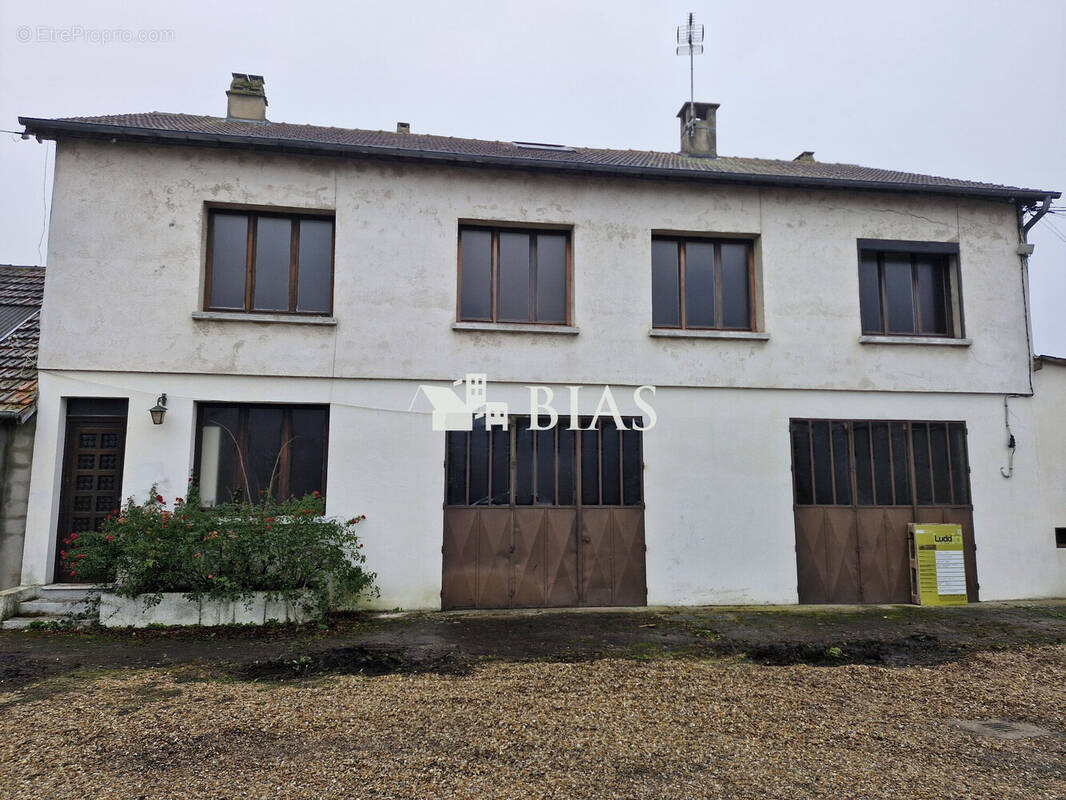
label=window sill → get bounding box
[192,311,337,326]
[452,321,580,335]
[649,329,770,341]
[859,335,971,347]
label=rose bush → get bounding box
[60,485,376,618]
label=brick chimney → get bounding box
[677,101,719,157]
[226,73,267,122]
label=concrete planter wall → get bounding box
[98,591,311,628]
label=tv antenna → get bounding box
[676,12,705,137]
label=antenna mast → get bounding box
[676,12,705,138]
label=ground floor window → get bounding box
[445,416,643,508]
[790,419,970,507]
[194,404,328,504]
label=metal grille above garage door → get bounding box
[442,417,646,609]
[790,419,977,604]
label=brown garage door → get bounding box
[442,416,646,609]
[790,419,978,604]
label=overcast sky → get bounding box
[1,1,1063,353]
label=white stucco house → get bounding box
[8,74,1065,612]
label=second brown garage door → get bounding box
[442,416,646,609]
[790,419,978,604]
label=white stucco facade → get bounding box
[17,138,1066,605]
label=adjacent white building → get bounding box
[12,75,1065,609]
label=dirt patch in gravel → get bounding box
[2,601,1065,691]
[237,644,473,680]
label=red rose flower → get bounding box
[70,533,78,541]
[156,494,164,503]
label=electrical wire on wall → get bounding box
[1000,395,1018,479]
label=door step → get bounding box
[0,584,102,629]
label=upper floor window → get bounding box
[652,236,754,330]
[194,403,329,505]
[205,209,334,315]
[458,225,570,324]
[858,240,962,337]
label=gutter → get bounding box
[0,405,36,424]
[18,117,1062,203]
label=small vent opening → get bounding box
[512,141,574,152]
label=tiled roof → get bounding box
[19,112,1058,201]
[0,264,45,308]
[0,266,44,419]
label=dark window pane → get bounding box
[949,424,970,505]
[253,217,292,311]
[446,432,467,505]
[684,241,716,328]
[198,406,240,504]
[498,232,531,321]
[289,408,327,499]
[515,418,533,505]
[890,422,911,505]
[535,429,555,505]
[916,257,948,334]
[929,424,952,504]
[296,219,332,313]
[491,427,510,505]
[831,422,852,505]
[811,421,833,505]
[651,240,680,327]
[871,422,893,506]
[580,423,599,505]
[622,428,642,506]
[858,253,882,333]
[883,255,915,334]
[791,421,813,506]
[245,407,284,500]
[852,422,873,505]
[535,234,567,323]
[600,420,621,505]
[208,214,248,309]
[720,242,751,329]
[912,424,933,505]
[468,421,490,505]
[557,427,575,505]
[459,229,492,320]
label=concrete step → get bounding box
[2,615,92,630]
[18,599,95,617]
[36,584,102,602]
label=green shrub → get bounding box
[60,486,377,617]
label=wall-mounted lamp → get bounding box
[149,393,168,425]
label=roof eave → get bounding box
[0,403,37,424]
[18,117,1061,202]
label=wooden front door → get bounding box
[442,416,647,609]
[54,416,127,582]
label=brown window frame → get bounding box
[456,224,573,325]
[193,402,330,505]
[445,416,644,509]
[857,240,963,338]
[651,235,756,332]
[789,418,971,509]
[204,208,336,316]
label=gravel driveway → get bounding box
[2,644,1063,799]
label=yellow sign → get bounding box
[909,524,968,605]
